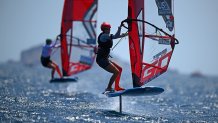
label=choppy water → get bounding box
[0,62,217,122]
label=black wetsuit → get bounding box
[41,56,52,68]
[96,32,113,69]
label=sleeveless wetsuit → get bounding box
[96,27,124,69]
[96,33,113,69]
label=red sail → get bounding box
[60,0,98,76]
[127,0,178,87]
[128,0,145,87]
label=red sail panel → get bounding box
[61,0,97,76]
[128,0,145,87]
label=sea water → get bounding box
[0,62,217,122]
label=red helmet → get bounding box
[101,22,111,31]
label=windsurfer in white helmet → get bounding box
[41,39,62,80]
[96,22,128,93]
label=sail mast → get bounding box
[128,0,145,87]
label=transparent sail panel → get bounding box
[140,0,175,84]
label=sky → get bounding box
[0,0,218,76]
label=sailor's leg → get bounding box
[51,68,55,79]
[51,62,62,78]
[111,62,124,91]
[104,62,120,91]
[47,63,56,79]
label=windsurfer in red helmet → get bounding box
[41,39,62,80]
[96,22,128,93]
